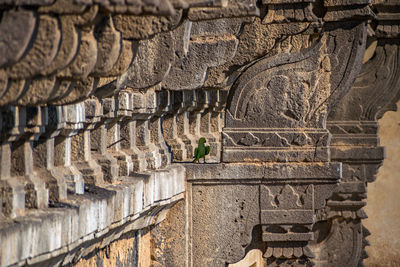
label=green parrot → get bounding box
[193,137,210,163]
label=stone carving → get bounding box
[223,21,367,163]
[185,162,341,266]
[0,0,397,266]
[162,90,226,162]
[223,41,332,162]
[184,1,370,264]
[312,3,400,265]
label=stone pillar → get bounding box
[119,112,148,173]
[132,89,163,170]
[10,107,48,210]
[163,91,188,162]
[71,99,104,185]
[198,89,224,162]
[115,90,135,176]
[90,97,119,183]
[0,107,25,217]
[54,104,85,194]
[151,90,172,168]
[107,94,134,177]
[32,105,68,202]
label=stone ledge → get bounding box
[184,162,341,182]
[330,146,385,161]
[0,165,185,267]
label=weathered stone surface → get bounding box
[74,232,139,267]
[0,9,36,69]
[187,0,259,20]
[0,164,185,266]
[309,219,365,267]
[222,21,367,163]
[185,162,339,265]
[6,15,61,79]
[150,200,186,267]
[118,32,175,89]
[203,17,278,88]
[311,4,400,265]
[38,0,87,13]
[58,77,98,104]
[107,40,134,76]
[58,30,98,79]
[16,76,57,106]
[41,16,79,75]
[0,80,28,107]
[329,43,400,122]
[190,183,260,266]
[113,11,182,40]
[0,1,397,266]
[162,19,239,90]
[93,16,122,76]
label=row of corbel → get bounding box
[0,0,382,109]
[0,88,226,218]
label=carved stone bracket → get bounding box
[182,10,369,265]
[313,6,400,264]
[185,162,340,266]
[182,3,370,265]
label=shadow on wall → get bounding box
[365,101,400,267]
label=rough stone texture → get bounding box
[191,183,260,266]
[0,184,184,266]
[185,162,340,266]
[223,22,367,163]
[6,15,61,79]
[74,232,140,267]
[307,5,400,265]
[0,1,398,266]
[0,9,36,69]
[150,200,186,267]
[112,11,182,40]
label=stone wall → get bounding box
[0,0,400,266]
[74,232,140,267]
[74,200,186,267]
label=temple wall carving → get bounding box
[0,0,399,266]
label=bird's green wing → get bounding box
[205,146,210,155]
[193,147,200,162]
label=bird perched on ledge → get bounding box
[193,137,210,163]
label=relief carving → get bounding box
[223,21,367,163]
[313,2,400,265]
[0,0,397,266]
[185,2,370,264]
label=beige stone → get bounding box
[365,101,400,266]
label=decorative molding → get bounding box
[0,1,397,266]
[312,2,400,264]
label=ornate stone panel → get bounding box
[0,0,398,266]
[186,163,340,266]
[184,1,371,265]
[222,22,367,163]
